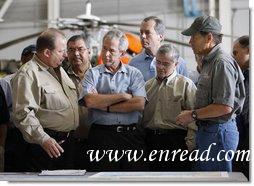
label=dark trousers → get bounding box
[87,124,149,171]
[4,127,30,172]
[233,116,249,180]
[73,138,89,170]
[145,128,190,171]
[24,129,76,172]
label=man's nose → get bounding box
[105,50,111,57]
[63,51,68,58]
[74,50,80,55]
[189,37,193,45]
[140,32,146,39]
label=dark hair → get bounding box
[236,35,249,48]
[143,16,165,36]
[67,34,89,48]
[199,31,223,45]
[36,28,65,52]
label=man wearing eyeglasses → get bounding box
[129,16,189,82]
[141,44,197,171]
[66,34,91,169]
[11,28,79,171]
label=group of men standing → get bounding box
[0,14,247,174]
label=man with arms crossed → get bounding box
[82,29,148,171]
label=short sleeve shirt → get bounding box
[195,44,245,123]
[82,63,146,125]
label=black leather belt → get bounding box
[92,123,137,133]
[196,120,224,127]
[44,128,74,139]
[146,128,186,135]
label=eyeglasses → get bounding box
[156,60,173,67]
[67,47,87,54]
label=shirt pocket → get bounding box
[196,75,211,106]
[43,86,70,110]
[162,97,182,123]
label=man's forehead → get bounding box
[68,39,86,46]
[157,53,174,61]
[141,20,156,27]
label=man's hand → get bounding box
[41,138,64,158]
[176,110,193,127]
[122,93,132,100]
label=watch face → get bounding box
[192,111,197,120]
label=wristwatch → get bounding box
[191,110,198,121]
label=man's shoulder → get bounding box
[88,64,103,74]
[175,74,196,87]
[214,51,237,70]
[19,60,38,73]
[129,52,145,66]
[124,64,143,75]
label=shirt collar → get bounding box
[140,50,154,60]
[99,61,128,74]
[156,70,177,84]
[34,54,50,71]
[66,65,79,78]
[203,43,222,64]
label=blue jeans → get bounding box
[194,119,239,171]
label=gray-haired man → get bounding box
[82,29,148,171]
[142,44,197,171]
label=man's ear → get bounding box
[120,50,126,57]
[206,33,213,44]
[246,47,250,55]
[159,34,164,43]
[44,49,51,58]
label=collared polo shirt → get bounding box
[82,63,146,125]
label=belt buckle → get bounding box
[116,126,123,133]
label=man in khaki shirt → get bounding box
[142,44,197,171]
[11,28,79,171]
[66,34,91,169]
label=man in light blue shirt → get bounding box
[129,16,188,81]
[82,29,148,171]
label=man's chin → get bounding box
[74,61,82,66]
[142,44,150,49]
